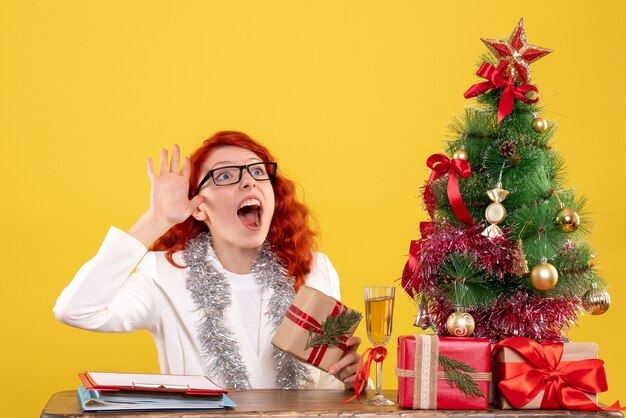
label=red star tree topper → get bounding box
[481,18,552,83]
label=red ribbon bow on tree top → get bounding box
[494,337,625,412]
[463,61,539,123]
[423,154,474,226]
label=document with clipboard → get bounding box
[77,371,235,412]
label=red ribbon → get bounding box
[494,337,625,411]
[285,302,348,367]
[401,240,421,298]
[407,154,473,297]
[464,62,539,123]
[401,222,432,298]
[424,154,473,226]
[344,346,387,403]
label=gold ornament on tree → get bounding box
[482,164,509,238]
[531,112,548,133]
[446,306,475,337]
[556,204,580,232]
[530,258,559,290]
[453,146,469,161]
[582,283,611,315]
[413,297,432,330]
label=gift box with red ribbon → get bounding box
[396,335,491,410]
[493,336,624,411]
[271,285,360,372]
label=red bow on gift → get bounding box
[464,62,539,123]
[423,154,473,226]
[494,337,625,411]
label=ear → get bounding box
[192,202,208,222]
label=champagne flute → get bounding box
[363,286,395,406]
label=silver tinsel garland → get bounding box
[184,233,311,389]
[252,242,313,389]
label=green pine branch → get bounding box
[542,242,602,298]
[304,310,362,350]
[508,193,572,261]
[438,254,500,307]
[450,107,498,138]
[438,354,486,399]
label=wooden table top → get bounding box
[41,389,624,417]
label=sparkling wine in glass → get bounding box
[364,286,395,406]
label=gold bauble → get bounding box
[582,286,611,315]
[485,202,507,225]
[530,261,559,290]
[446,308,475,337]
[556,207,581,232]
[532,117,548,133]
[453,148,469,161]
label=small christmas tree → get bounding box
[402,18,611,343]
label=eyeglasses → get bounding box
[194,162,278,194]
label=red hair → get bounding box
[151,131,316,290]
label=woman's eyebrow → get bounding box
[210,160,234,167]
[209,157,263,170]
[209,158,262,169]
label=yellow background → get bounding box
[1,1,624,416]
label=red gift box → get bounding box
[396,335,490,410]
[492,337,624,411]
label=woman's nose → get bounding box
[240,170,257,189]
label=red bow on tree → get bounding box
[464,62,539,123]
[423,154,473,226]
[494,337,625,411]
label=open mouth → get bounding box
[237,198,262,230]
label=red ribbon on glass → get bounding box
[494,337,625,411]
[344,346,387,403]
[423,154,473,226]
[285,302,348,367]
[463,62,539,123]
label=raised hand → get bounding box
[129,145,204,247]
[146,145,204,226]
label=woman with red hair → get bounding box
[54,131,360,390]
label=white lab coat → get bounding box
[54,227,344,389]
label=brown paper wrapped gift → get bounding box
[271,285,361,372]
[494,338,599,409]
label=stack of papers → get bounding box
[76,371,235,412]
